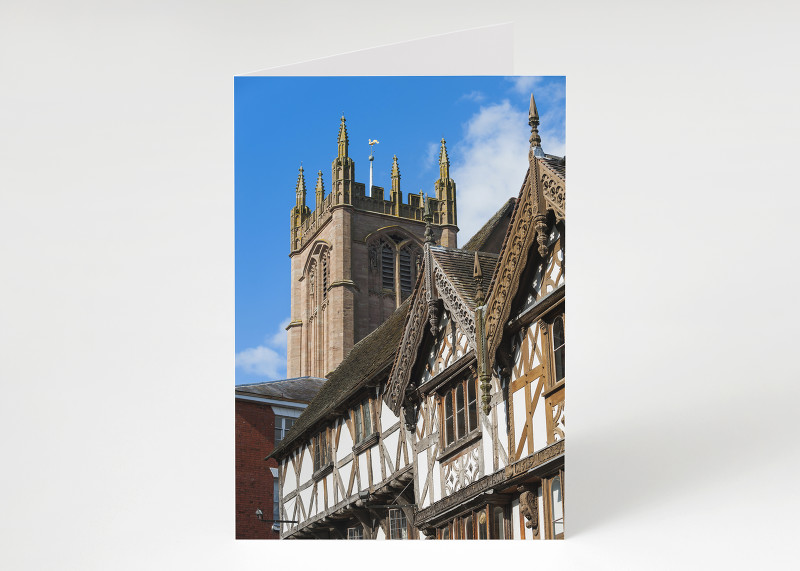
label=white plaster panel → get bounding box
[339,460,352,497]
[370,445,381,486]
[511,498,520,540]
[358,452,368,491]
[512,388,527,454]
[284,497,295,527]
[380,401,398,432]
[283,460,297,495]
[299,486,313,522]
[376,527,386,540]
[338,424,354,460]
[533,396,547,453]
[299,446,312,484]
[417,448,429,507]
[384,429,399,472]
[481,421,493,472]
[432,462,441,505]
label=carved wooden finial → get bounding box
[529,91,545,159]
[473,252,484,306]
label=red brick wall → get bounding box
[235,399,279,539]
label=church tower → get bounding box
[286,116,459,378]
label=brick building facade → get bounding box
[235,378,325,539]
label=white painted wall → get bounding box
[380,401,398,434]
[370,444,381,486]
[338,423,354,459]
[533,394,547,452]
[357,451,368,491]
[283,458,297,495]
[298,446,312,484]
[341,460,353,495]
[384,428,399,473]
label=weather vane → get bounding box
[368,139,380,198]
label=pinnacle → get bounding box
[529,92,539,121]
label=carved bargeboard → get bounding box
[421,312,469,383]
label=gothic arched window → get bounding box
[369,234,421,303]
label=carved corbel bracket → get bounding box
[403,389,419,434]
[519,490,540,537]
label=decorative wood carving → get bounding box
[519,490,540,536]
[485,156,566,370]
[385,278,429,414]
[540,163,565,222]
[433,264,476,351]
[414,439,564,526]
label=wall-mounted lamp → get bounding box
[256,509,263,521]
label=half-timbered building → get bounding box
[270,91,565,539]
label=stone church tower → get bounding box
[286,116,459,378]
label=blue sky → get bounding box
[235,76,565,385]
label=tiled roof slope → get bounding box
[430,247,499,311]
[268,299,412,460]
[543,155,565,179]
[235,377,326,403]
[461,198,516,253]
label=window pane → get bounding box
[493,507,505,539]
[478,510,487,539]
[441,526,449,540]
[273,480,280,521]
[467,378,477,432]
[354,406,362,443]
[444,392,454,445]
[464,514,474,539]
[551,476,564,537]
[456,384,465,438]
[362,401,372,437]
[553,317,565,382]
[389,509,407,539]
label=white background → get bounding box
[2,1,799,569]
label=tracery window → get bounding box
[441,376,478,447]
[369,233,421,301]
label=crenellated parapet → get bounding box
[290,116,459,253]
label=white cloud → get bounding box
[421,140,439,173]
[458,90,486,103]
[235,345,286,378]
[507,76,540,95]
[450,100,531,241]
[235,317,290,380]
